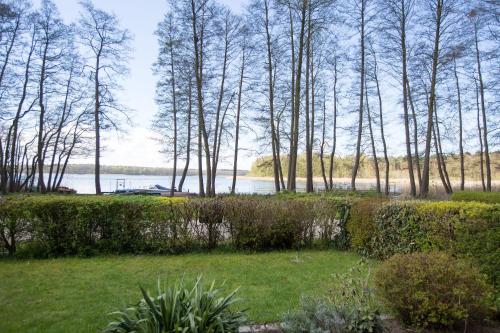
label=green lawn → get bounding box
[0,250,367,333]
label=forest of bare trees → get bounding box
[0,0,498,197]
[0,0,130,194]
[153,0,498,197]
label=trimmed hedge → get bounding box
[452,191,500,204]
[350,200,500,288]
[0,194,351,257]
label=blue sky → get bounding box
[41,0,251,169]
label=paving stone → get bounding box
[239,324,283,333]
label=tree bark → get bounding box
[264,0,281,193]
[231,45,245,194]
[421,0,443,197]
[453,57,464,190]
[179,79,193,192]
[351,0,366,191]
[373,51,389,195]
[474,22,491,191]
[365,82,381,193]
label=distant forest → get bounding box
[250,152,500,181]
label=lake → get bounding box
[58,174,367,194]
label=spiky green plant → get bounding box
[104,276,246,333]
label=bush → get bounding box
[364,201,500,289]
[0,194,351,257]
[283,261,383,333]
[375,252,492,329]
[452,191,500,204]
[346,198,388,255]
[104,276,246,333]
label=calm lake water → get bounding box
[58,174,363,194]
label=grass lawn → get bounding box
[0,250,368,333]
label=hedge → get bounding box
[0,194,351,258]
[348,200,500,288]
[451,191,500,204]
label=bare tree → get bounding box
[79,0,132,195]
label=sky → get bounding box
[40,0,251,169]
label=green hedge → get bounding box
[0,195,351,257]
[452,191,500,204]
[350,200,500,288]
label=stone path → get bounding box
[239,324,283,333]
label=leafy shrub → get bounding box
[375,252,492,329]
[364,201,500,290]
[452,191,500,204]
[346,198,388,254]
[104,276,245,333]
[283,261,383,333]
[0,194,351,257]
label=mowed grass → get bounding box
[0,250,367,333]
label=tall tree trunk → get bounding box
[434,102,452,193]
[231,47,245,194]
[37,41,49,194]
[264,0,281,193]
[421,0,443,197]
[453,57,464,190]
[287,3,296,190]
[320,97,328,189]
[351,0,366,191]
[169,39,178,197]
[179,79,193,192]
[305,7,313,193]
[94,52,102,195]
[373,51,389,195]
[288,0,307,191]
[475,77,486,191]
[328,58,338,190]
[474,22,491,191]
[365,82,381,193]
[407,80,422,189]
[401,2,416,196]
[191,0,211,196]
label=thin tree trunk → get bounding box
[475,77,486,191]
[365,82,381,193]
[191,0,211,196]
[434,102,452,193]
[37,40,49,194]
[289,0,307,191]
[231,47,245,194]
[373,51,389,195]
[94,51,102,195]
[421,0,443,197]
[453,57,464,190]
[407,80,422,189]
[474,22,491,191]
[169,34,178,197]
[320,97,328,189]
[305,6,313,193]
[351,0,365,191]
[264,0,281,192]
[328,58,338,190]
[179,79,193,192]
[401,2,416,197]
[287,3,296,190]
